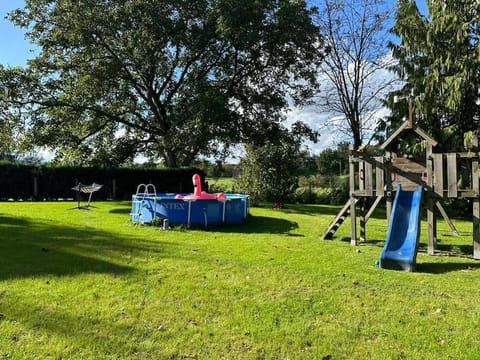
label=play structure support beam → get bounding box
[375,157,384,196]
[435,201,458,235]
[427,144,436,255]
[433,154,444,197]
[474,199,480,260]
[365,196,384,223]
[447,153,458,198]
[473,155,480,259]
[349,146,357,246]
[384,153,393,221]
[350,197,357,246]
[360,198,367,242]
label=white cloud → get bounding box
[284,52,401,154]
[33,147,55,162]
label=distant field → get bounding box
[207,177,236,192]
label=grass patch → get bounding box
[207,177,236,193]
[1,201,480,359]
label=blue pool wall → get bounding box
[130,193,249,227]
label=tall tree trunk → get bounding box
[164,150,178,168]
[353,133,362,150]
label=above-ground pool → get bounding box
[130,193,249,227]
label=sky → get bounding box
[0,0,429,158]
[0,0,35,67]
[0,0,429,67]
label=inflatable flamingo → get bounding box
[175,174,226,200]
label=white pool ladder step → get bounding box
[132,183,157,225]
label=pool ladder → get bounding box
[131,183,157,225]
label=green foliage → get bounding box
[236,121,318,206]
[236,143,305,206]
[389,0,480,150]
[0,66,31,160]
[3,0,327,167]
[295,175,349,205]
[314,142,349,176]
[206,177,235,193]
[194,160,239,179]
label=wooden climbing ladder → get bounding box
[321,198,359,240]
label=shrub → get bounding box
[236,143,304,207]
[295,175,349,205]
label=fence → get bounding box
[0,164,204,200]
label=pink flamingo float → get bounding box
[175,174,226,200]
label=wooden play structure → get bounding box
[322,116,480,260]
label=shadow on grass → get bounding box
[109,201,134,214]
[417,243,474,258]
[109,207,132,214]
[212,215,300,235]
[0,214,161,281]
[278,202,389,221]
[279,204,341,217]
[436,243,473,256]
[357,239,385,247]
[417,262,480,274]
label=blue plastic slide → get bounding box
[379,184,423,271]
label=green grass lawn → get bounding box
[1,201,480,359]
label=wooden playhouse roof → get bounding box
[379,120,438,151]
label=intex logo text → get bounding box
[163,202,185,210]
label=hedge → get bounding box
[294,186,349,205]
[0,164,205,200]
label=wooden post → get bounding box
[360,198,367,243]
[446,153,458,198]
[433,154,444,197]
[364,159,373,197]
[375,157,384,197]
[473,201,480,259]
[359,158,372,243]
[472,138,480,259]
[435,201,458,235]
[427,145,436,255]
[350,196,357,246]
[385,153,393,221]
[349,145,357,246]
[359,160,365,192]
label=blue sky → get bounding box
[0,0,33,66]
[0,0,428,68]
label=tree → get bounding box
[389,0,480,151]
[236,122,315,207]
[314,141,349,176]
[311,0,399,149]
[0,66,30,161]
[4,0,327,167]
